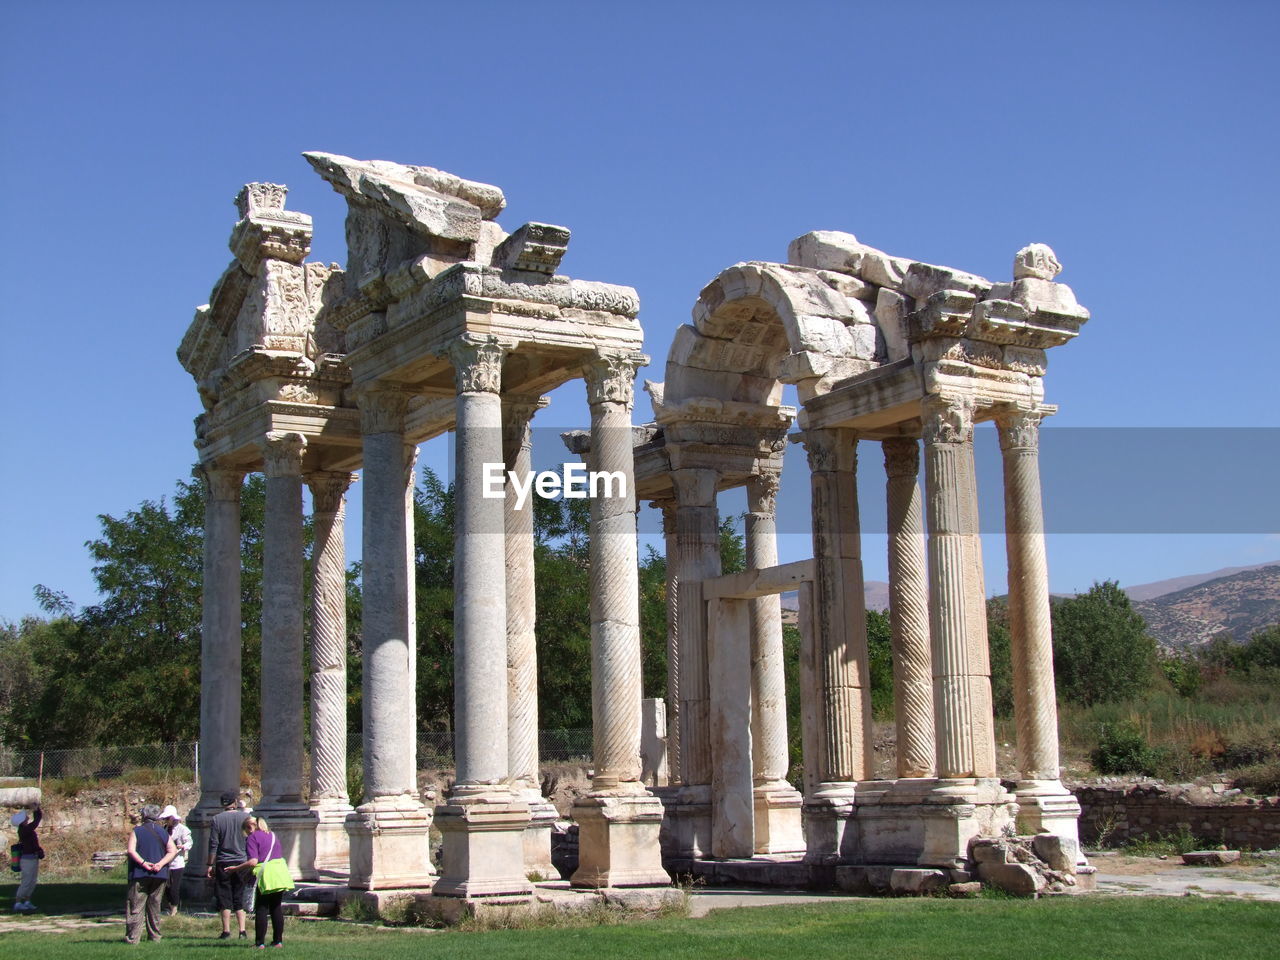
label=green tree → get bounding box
[1051,580,1156,706]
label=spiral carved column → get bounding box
[883,438,935,779]
[656,499,680,786]
[571,351,667,889]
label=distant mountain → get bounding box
[1132,565,1280,650]
[1123,562,1280,601]
[780,581,890,613]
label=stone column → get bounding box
[802,427,869,864]
[403,444,419,797]
[503,395,557,877]
[434,335,531,900]
[882,438,935,779]
[571,351,667,888]
[655,499,681,787]
[347,384,433,890]
[998,409,1083,851]
[306,470,357,873]
[668,466,721,859]
[257,432,314,878]
[187,464,243,898]
[918,395,1012,869]
[745,468,805,854]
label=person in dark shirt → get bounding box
[124,804,177,943]
[205,791,250,940]
[11,803,43,913]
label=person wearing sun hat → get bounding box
[159,805,192,915]
[11,802,44,914]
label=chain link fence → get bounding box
[0,730,594,784]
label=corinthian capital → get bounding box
[356,384,409,435]
[997,408,1043,452]
[501,394,546,462]
[260,431,307,478]
[584,351,648,409]
[450,335,509,395]
[196,463,245,501]
[802,428,856,474]
[881,437,920,479]
[306,471,357,514]
[747,468,782,517]
[921,395,974,446]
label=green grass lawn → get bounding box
[2,877,1277,959]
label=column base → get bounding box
[255,800,319,881]
[345,797,435,890]
[308,799,355,873]
[433,792,533,899]
[753,780,805,855]
[915,778,1017,870]
[519,789,559,880]
[1015,779,1087,866]
[802,782,857,864]
[664,783,712,860]
[181,800,224,901]
[571,791,669,888]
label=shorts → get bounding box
[213,863,248,911]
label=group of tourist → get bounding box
[9,791,292,948]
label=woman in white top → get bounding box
[160,805,193,915]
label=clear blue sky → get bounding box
[2,0,1277,620]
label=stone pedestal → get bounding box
[1015,780,1087,865]
[520,797,559,880]
[256,807,319,881]
[433,793,533,899]
[666,784,712,860]
[916,778,1017,870]
[753,781,805,855]
[310,799,354,872]
[346,800,435,891]
[802,783,858,864]
[571,793,669,888]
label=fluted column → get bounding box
[450,336,511,794]
[803,428,872,785]
[197,465,245,810]
[655,499,680,786]
[307,471,356,805]
[357,386,416,800]
[671,467,721,791]
[883,438,935,778]
[259,431,307,808]
[503,396,542,795]
[922,396,996,779]
[584,352,645,795]
[571,351,666,889]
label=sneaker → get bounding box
[218,931,231,939]
[271,944,283,949]
[239,931,248,940]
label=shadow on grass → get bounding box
[3,878,123,916]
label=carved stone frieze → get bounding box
[230,183,313,270]
[493,222,571,274]
[450,336,509,395]
[416,263,640,320]
[260,431,307,478]
[802,428,856,473]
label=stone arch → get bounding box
[661,261,883,411]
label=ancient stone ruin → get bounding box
[179,154,1091,904]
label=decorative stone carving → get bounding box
[260,432,307,477]
[450,336,508,395]
[585,352,647,408]
[357,385,409,435]
[747,467,781,517]
[1013,243,1062,281]
[997,408,1042,451]
[493,222,571,274]
[921,396,974,445]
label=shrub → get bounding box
[1091,721,1163,775]
[1232,762,1280,796]
[1217,731,1280,769]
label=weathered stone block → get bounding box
[889,868,949,895]
[977,861,1045,897]
[1182,849,1241,866]
[1032,833,1080,873]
